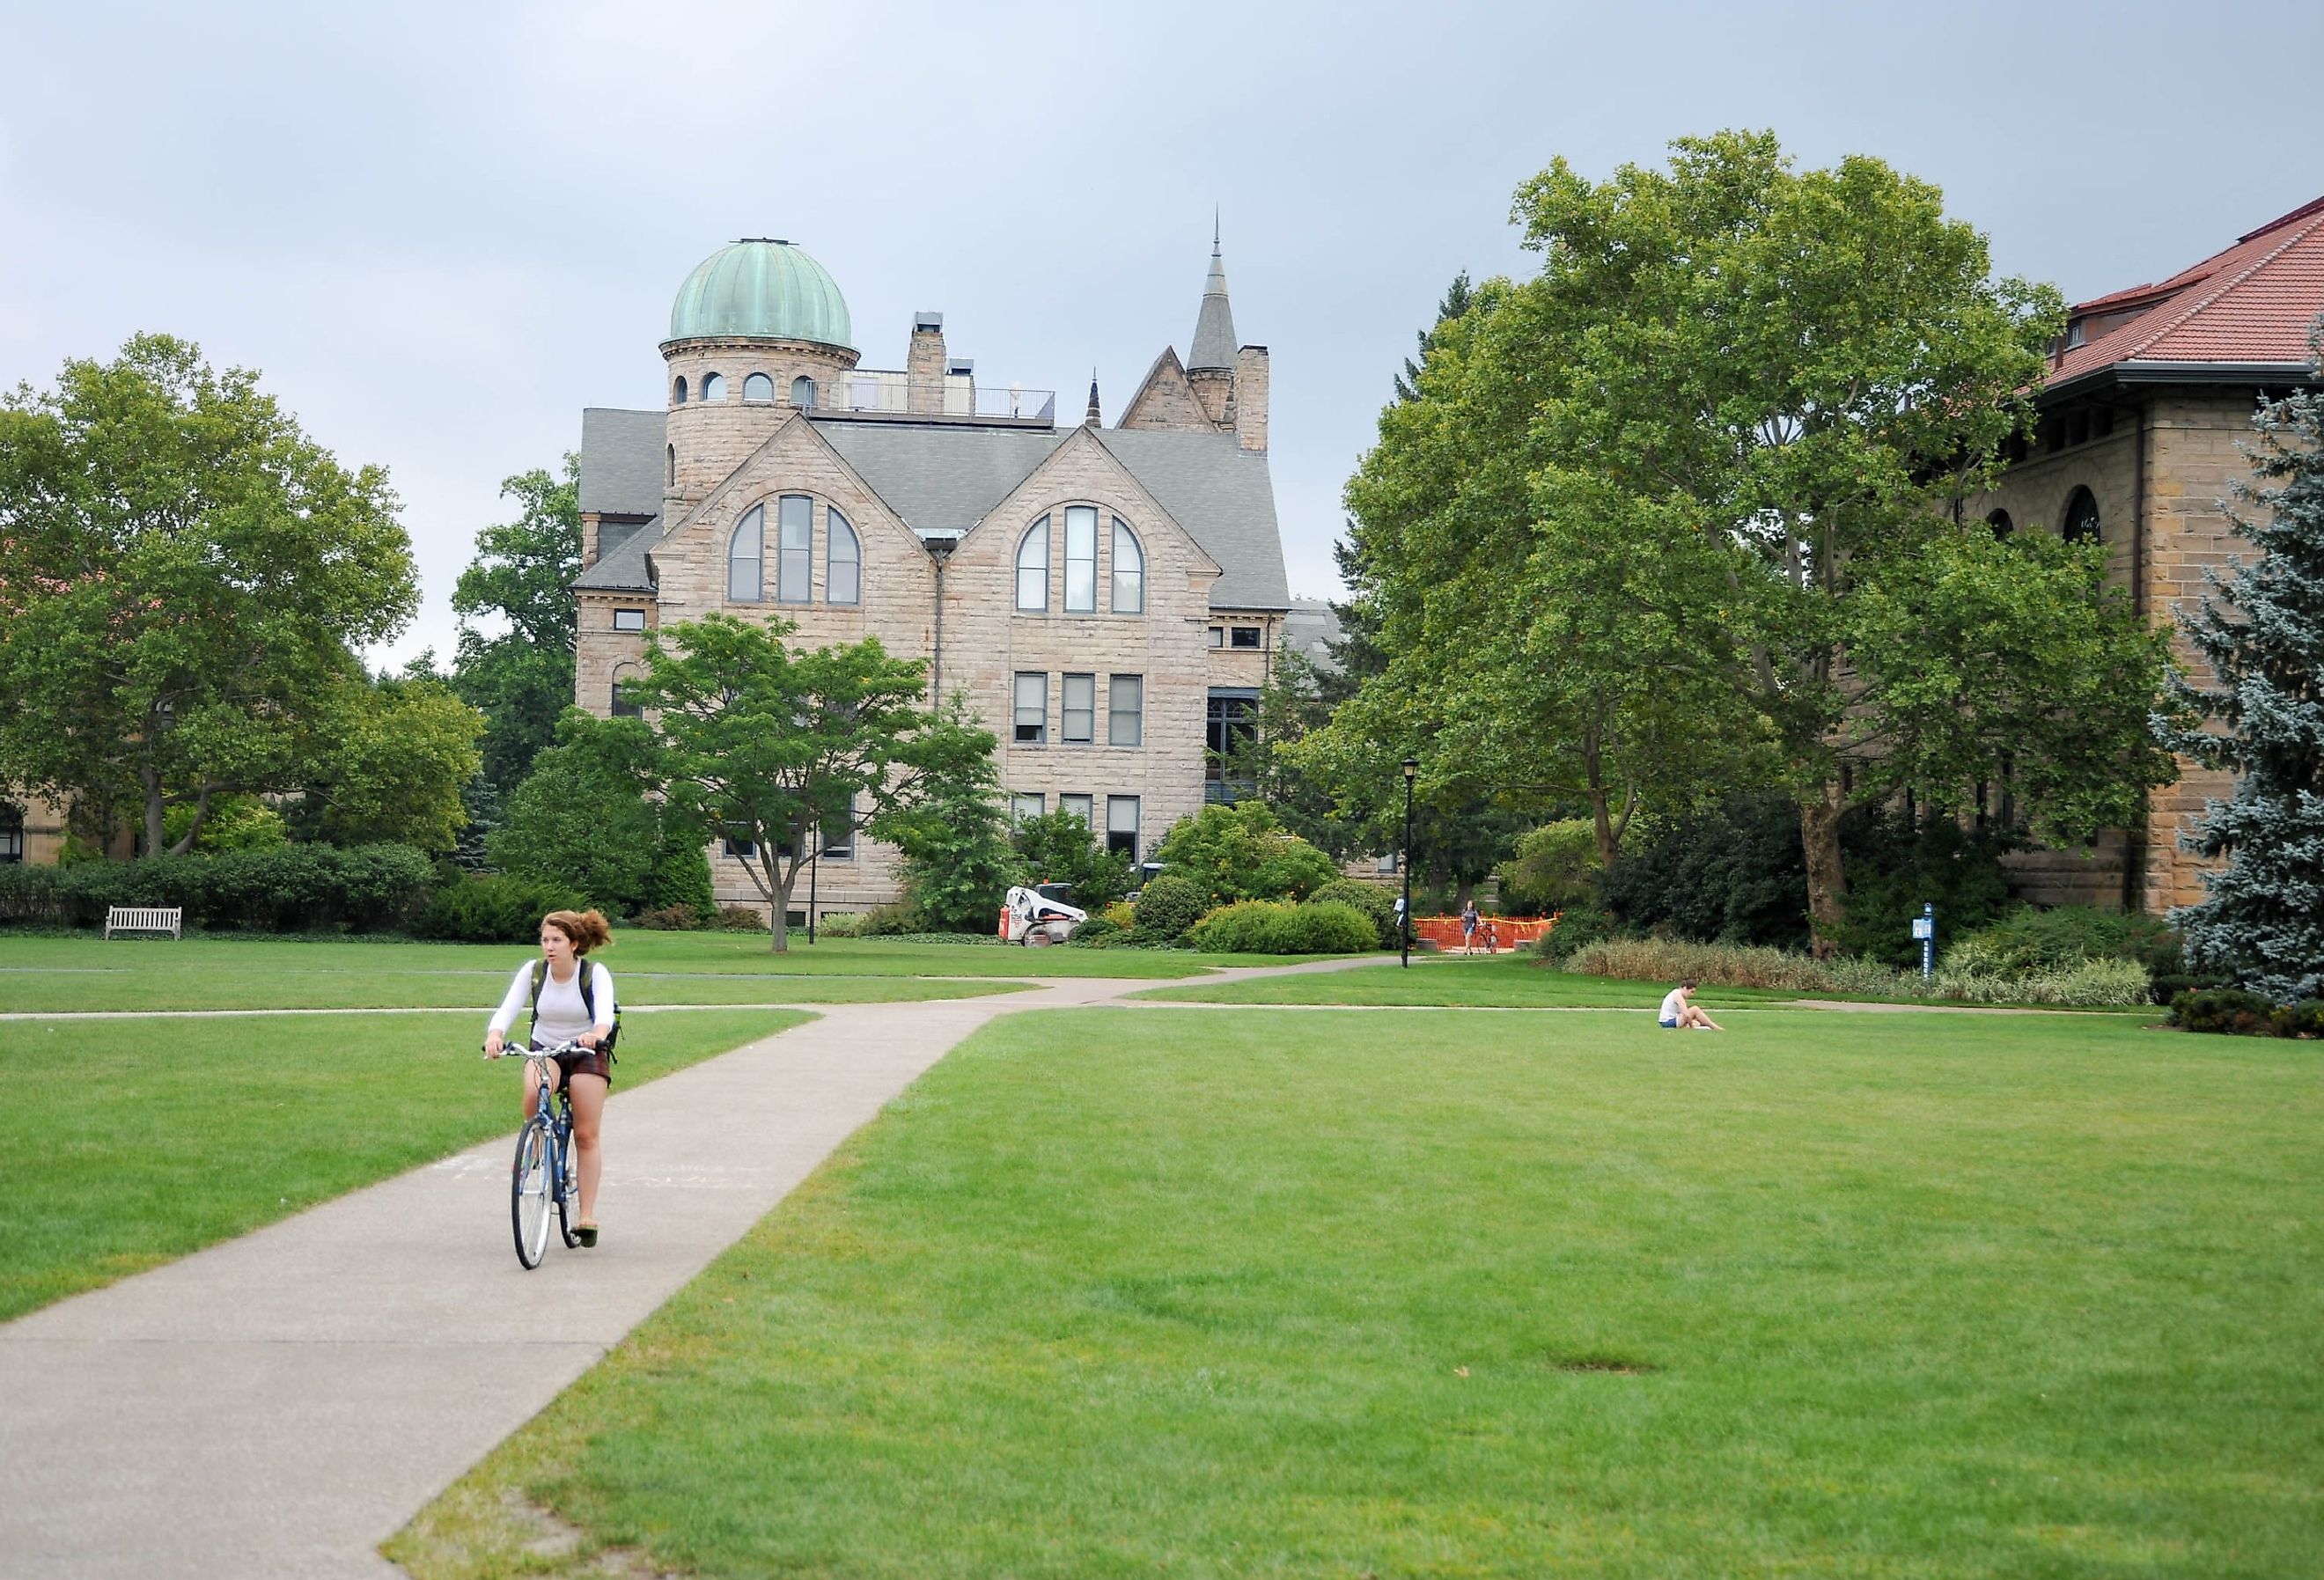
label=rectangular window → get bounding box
[1106,795,1140,859]
[1014,672,1047,744]
[0,807,22,863]
[610,675,644,718]
[1060,793,1092,826]
[724,834,756,860]
[1107,674,1143,747]
[1230,626,1261,649]
[1206,689,1258,799]
[1376,852,1398,875]
[1207,625,1224,649]
[1062,672,1094,744]
[1064,505,1097,613]
[777,495,813,603]
[1011,792,1045,826]
[612,607,646,632]
[821,794,855,860]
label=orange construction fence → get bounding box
[1410,914,1555,953]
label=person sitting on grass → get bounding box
[485,909,617,1246]
[1658,979,1723,1031]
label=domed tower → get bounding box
[661,239,858,511]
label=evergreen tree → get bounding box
[2159,336,2324,1002]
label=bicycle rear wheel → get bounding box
[511,1116,554,1268]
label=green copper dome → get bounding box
[666,239,853,350]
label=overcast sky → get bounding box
[5,1,2320,668]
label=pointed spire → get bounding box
[1188,213,1238,372]
[1085,367,1102,427]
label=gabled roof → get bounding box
[571,412,1291,609]
[2048,197,2324,394]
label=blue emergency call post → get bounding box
[1911,902,1936,980]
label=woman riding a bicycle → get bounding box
[485,909,616,1247]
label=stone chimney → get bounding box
[1234,345,1269,452]
[908,312,945,414]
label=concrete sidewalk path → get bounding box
[1,970,1282,1579]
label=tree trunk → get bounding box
[142,769,165,859]
[1588,786,1620,872]
[1799,783,1849,958]
[165,784,213,856]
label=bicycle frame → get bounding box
[497,1039,585,1267]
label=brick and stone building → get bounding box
[1957,196,2324,914]
[570,235,1291,922]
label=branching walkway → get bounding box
[0,959,1366,1579]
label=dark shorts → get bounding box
[528,1041,614,1088]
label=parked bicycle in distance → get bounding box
[487,1038,585,1268]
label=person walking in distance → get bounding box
[1460,898,1480,955]
[485,910,618,1246]
[1658,979,1723,1031]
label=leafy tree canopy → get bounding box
[1153,801,1339,904]
[451,456,580,795]
[874,691,1023,934]
[1012,807,1134,913]
[0,333,418,856]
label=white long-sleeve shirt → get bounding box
[489,959,615,1045]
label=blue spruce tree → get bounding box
[2159,331,2324,1002]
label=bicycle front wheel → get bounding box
[511,1116,554,1269]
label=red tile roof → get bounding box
[2048,197,2324,391]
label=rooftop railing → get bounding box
[815,372,1055,424]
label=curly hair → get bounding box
[542,909,614,955]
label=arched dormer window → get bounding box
[743,372,775,403]
[701,371,726,403]
[828,510,860,606]
[673,375,688,406]
[729,504,764,601]
[666,445,675,486]
[1111,518,1144,614]
[1017,516,1050,611]
[1063,505,1098,613]
[791,375,817,408]
[776,495,813,604]
[1985,508,2013,540]
[2062,487,2100,546]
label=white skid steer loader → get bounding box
[999,883,1086,947]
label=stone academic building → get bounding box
[1955,195,2323,914]
[570,235,1291,922]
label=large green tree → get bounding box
[877,692,1024,934]
[630,614,992,951]
[2159,335,2324,1001]
[0,334,418,856]
[290,665,483,852]
[1338,134,2176,950]
[452,456,581,796]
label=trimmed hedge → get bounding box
[1131,875,1208,942]
[1566,935,2153,1007]
[2171,988,2324,1038]
[1187,900,1377,955]
[410,875,590,943]
[1306,880,1398,949]
[0,844,434,932]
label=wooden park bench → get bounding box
[104,906,183,941]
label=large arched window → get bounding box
[743,372,775,403]
[1985,508,2013,540]
[828,510,860,606]
[1111,518,1144,614]
[777,495,813,604]
[672,375,688,406]
[1063,505,1098,613]
[791,375,817,408]
[729,504,764,601]
[1017,516,1050,611]
[700,371,726,403]
[610,664,644,718]
[2062,487,2100,545]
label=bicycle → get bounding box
[489,1039,585,1268]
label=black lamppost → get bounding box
[1400,756,1419,968]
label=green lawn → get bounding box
[393,1006,2321,1578]
[0,1008,809,1321]
[0,930,1282,1013]
[1132,953,2152,1013]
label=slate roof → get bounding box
[2048,197,2324,394]
[572,411,1291,609]
[1188,246,1239,371]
